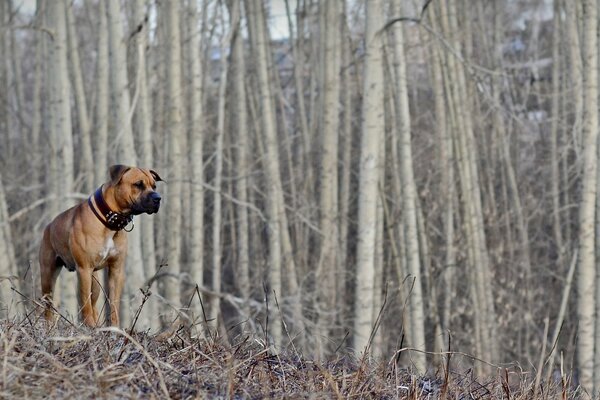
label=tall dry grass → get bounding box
[0,313,583,399]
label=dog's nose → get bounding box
[151,192,161,204]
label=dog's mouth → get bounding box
[131,194,161,215]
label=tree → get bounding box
[163,0,184,320]
[317,0,340,356]
[577,0,598,392]
[47,0,77,318]
[390,0,425,371]
[353,0,384,353]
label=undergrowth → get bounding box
[0,317,584,399]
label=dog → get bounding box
[40,165,162,327]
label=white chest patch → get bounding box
[99,237,118,264]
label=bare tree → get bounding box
[47,0,77,318]
[163,0,184,320]
[578,0,598,392]
[390,0,425,371]
[353,0,384,353]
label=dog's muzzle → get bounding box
[133,192,161,215]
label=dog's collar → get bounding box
[88,187,133,231]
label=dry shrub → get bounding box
[0,317,582,399]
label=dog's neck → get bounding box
[88,187,133,231]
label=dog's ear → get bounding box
[149,169,164,183]
[109,165,131,184]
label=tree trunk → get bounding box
[352,0,384,353]
[231,1,250,311]
[390,0,425,371]
[163,0,184,319]
[578,0,599,391]
[48,0,77,319]
[187,0,206,326]
[316,0,340,356]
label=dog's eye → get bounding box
[134,181,144,189]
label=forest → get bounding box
[0,0,598,397]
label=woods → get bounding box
[1,0,600,394]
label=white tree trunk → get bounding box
[352,0,384,353]
[187,0,205,324]
[48,0,77,319]
[578,0,598,391]
[163,0,184,319]
[316,0,340,356]
[391,0,425,371]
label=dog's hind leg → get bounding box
[39,228,62,322]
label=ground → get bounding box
[0,318,580,399]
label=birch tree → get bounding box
[48,0,77,318]
[390,0,425,371]
[163,0,184,317]
[353,0,384,353]
[577,0,598,392]
[317,0,340,355]
[187,0,205,323]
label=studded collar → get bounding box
[88,187,133,231]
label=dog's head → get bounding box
[108,165,163,215]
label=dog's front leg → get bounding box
[106,258,125,326]
[76,265,97,327]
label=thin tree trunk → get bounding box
[353,0,384,353]
[163,0,184,319]
[94,0,109,183]
[316,0,340,356]
[231,2,250,311]
[187,0,206,326]
[577,0,598,391]
[48,0,77,318]
[390,0,425,370]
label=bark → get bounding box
[316,0,340,356]
[94,0,109,183]
[231,2,250,309]
[390,0,425,371]
[187,0,206,323]
[163,0,184,317]
[48,0,77,318]
[577,0,598,391]
[352,0,384,353]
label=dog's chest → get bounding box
[98,236,119,265]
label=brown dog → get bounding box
[40,165,162,327]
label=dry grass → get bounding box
[0,317,583,399]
